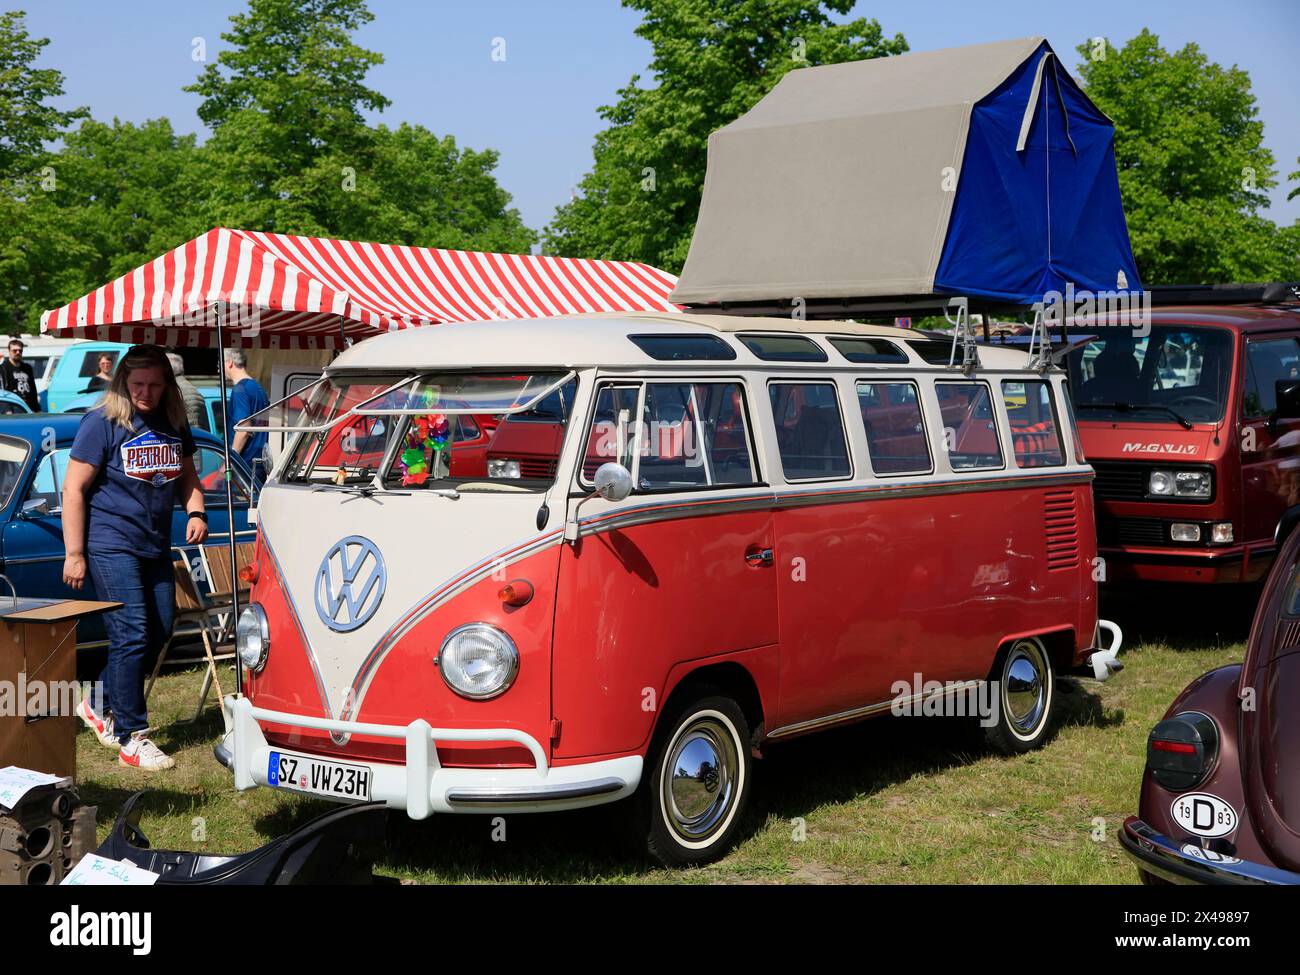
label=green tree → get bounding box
[187,0,533,250]
[1076,30,1299,284]
[186,0,388,233]
[3,119,208,331]
[544,0,907,272]
[0,10,85,179]
[0,10,88,330]
[1288,156,1299,203]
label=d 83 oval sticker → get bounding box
[1171,793,1238,838]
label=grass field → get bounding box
[73,587,1256,884]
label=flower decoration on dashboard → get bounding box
[399,413,451,485]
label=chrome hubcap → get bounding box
[665,718,737,841]
[1003,640,1048,734]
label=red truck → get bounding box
[1063,283,1300,585]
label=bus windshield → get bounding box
[1067,325,1233,425]
[282,371,571,492]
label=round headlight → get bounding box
[437,623,519,700]
[236,604,270,672]
[1148,470,1174,496]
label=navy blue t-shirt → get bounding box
[228,378,269,464]
[70,408,196,558]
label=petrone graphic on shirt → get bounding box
[121,429,183,486]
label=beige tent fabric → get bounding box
[670,36,1045,305]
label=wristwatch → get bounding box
[188,511,209,523]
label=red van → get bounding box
[1064,284,1300,585]
[224,313,1119,865]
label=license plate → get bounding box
[268,751,372,801]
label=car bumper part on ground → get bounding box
[217,694,642,818]
[1119,817,1300,885]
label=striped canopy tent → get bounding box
[40,227,680,348]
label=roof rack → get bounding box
[1147,282,1300,306]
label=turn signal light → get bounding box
[239,561,260,584]
[498,579,534,607]
[1147,711,1218,791]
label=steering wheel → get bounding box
[1165,394,1218,407]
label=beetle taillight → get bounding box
[239,561,260,584]
[1147,711,1218,791]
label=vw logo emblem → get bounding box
[314,535,387,632]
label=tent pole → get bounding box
[215,302,244,697]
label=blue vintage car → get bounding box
[0,413,255,648]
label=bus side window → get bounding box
[1002,380,1064,468]
[857,380,931,475]
[935,382,1003,470]
[638,382,758,490]
[767,381,852,481]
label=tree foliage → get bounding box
[1076,30,1299,284]
[0,10,84,179]
[544,0,907,272]
[1,0,532,331]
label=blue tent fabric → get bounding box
[934,41,1142,303]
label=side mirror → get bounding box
[20,498,50,518]
[592,462,633,502]
[1275,380,1300,423]
[565,463,633,542]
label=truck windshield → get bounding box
[1067,325,1232,425]
[282,371,569,491]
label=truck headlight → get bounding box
[438,623,519,699]
[1148,469,1211,498]
[488,458,521,479]
[236,604,269,672]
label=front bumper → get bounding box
[1119,817,1300,885]
[1098,545,1250,584]
[217,695,642,818]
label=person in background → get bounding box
[224,348,269,470]
[167,351,206,431]
[64,344,208,771]
[82,352,117,393]
[1,338,41,412]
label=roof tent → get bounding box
[669,36,1141,313]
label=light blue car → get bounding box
[42,341,132,413]
[0,391,33,415]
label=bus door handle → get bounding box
[745,546,774,567]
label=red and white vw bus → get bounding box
[221,312,1119,865]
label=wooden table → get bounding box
[0,598,121,779]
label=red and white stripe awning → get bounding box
[40,228,680,349]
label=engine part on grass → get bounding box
[0,776,92,885]
[98,790,387,884]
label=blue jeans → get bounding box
[87,551,176,743]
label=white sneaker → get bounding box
[118,731,176,771]
[77,697,117,749]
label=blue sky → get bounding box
[24,0,1300,234]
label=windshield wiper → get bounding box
[1077,402,1193,430]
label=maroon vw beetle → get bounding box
[1120,519,1300,884]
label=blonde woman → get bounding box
[63,345,208,771]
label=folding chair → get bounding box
[144,554,231,723]
[199,541,255,644]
